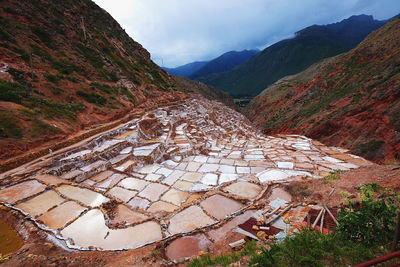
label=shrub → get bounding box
[31,119,61,136]
[77,43,104,68]
[323,170,341,183]
[356,140,385,155]
[189,186,399,267]
[76,91,107,105]
[51,60,80,75]
[336,184,399,245]
[90,82,118,95]
[0,112,23,138]
[0,80,29,103]
[248,228,378,267]
[31,26,54,48]
[27,96,84,121]
[0,27,15,43]
[189,241,258,267]
[44,73,62,84]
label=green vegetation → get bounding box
[356,139,385,155]
[0,254,10,263]
[31,25,55,49]
[51,60,81,75]
[0,80,30,103]
[31,118,60,136]
[264,109,289,130]
[198,36,348,97]
[27,96,85,120]
[77,43,104,69]
[337,184,397,246]
[189,241,258,267]
[0,112,23,138]
[77,91,107,106]
[323,170,342,183]
[44,73,62,84]
[31,44,53,62]
[0,27,15,43]
[190,185,399,267]
[248,228,380,266]
[90,82,118,95]
[234,98,251,108]
[120,86,136,104]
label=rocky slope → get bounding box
[247,18,400,162]
[199,15,387,97]
[0,0,187,161]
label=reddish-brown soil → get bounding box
[0,0,188,163]
[247,18,400,163]
[284,164,400,207]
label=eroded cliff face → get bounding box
[0,0,187,160]
[247,18,400,162]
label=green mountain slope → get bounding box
[246,18,400,162]
[199,15,386,97]
[0,0,186,160]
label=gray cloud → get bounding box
[94,0,399,67]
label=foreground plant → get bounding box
[190,185,400,267]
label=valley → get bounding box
[0,0,399,266]
[0,96,378,265]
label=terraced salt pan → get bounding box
[0,97,372,251]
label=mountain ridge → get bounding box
[190,49,259,78]
[197,14,388,97]
[162,61,208,77]
[246,17,400,162]
[0,0,188,160]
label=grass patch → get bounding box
[323,170,342,183]
[90,82,118,95]
[121,86,136,104]
[356,139,385,155]
[51,60,81,75]
[189,241,258,267]
[0,112,23,138]
[26,97,85,121]
[31,119,60,137]
[0,27,15,43]
[0,80,30,103]
[76,91,107,106]
[77,43,104,69]
[249,228,382,267]
[31,26,55,49]
[44,73,63,84]
[50,87,63,95]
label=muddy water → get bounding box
[0,220,23,256]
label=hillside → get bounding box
[198,15,386,97]
[172,75,234,107]
[162,61,208,77]
[0,0,187,161]
[246,18,400,162]
[190,49,258,78]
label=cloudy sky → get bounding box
[94,0,399,67]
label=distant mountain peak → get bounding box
[198,13,389,97]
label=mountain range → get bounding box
[246,17,400,162]
[190,49,258,78]
[163,49,258,79]
[197,14,389,97]
[162,61,208,77]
